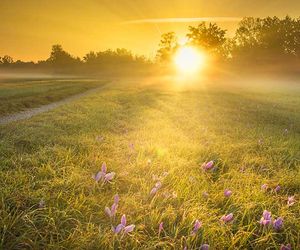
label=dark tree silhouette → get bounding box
[234,16,300,60]
[0,55,14,65]
[186,22,227,55]
[48,45,81,68]
[156,32,178,62]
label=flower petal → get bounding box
[124,224,135,234]
[121,214,127,226]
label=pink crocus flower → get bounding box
[192,220,202,235]
[274,185,281,193]
[150,181,162,195]
[104,172,115,182]
[92,162,108,182]
[273,217,283,231]
[224,189,232,197]
[200,244,209,250]
[280,244,291,250]
[261,184,268,191]
[105,194,119,218]
[287,196,295,207]
[202,161,214,171]
[158,222,163,235]
[259,210,272,226]
[112,214,135,234]
[221,213,233,223]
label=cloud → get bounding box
[122,17,242,24]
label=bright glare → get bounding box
[174,46,206,74]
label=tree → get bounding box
[0,55,14,65]
[48,44,81,67]
[156,32,178,62]
[233,16,300,59]
[186,22,227,55]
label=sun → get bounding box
[174,46,206,74]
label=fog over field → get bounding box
[1,1,300,249]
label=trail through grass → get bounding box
[0,79,104,116]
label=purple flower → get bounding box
[273,217,283,231]
[155,181,162,188]
[221,213,233,223]
[280,244,291,250]
[200,244,209,250]
[274,185,281,193]
[287,196,295,207]
[224,189,232,197]
[114,194,120,204]
[150,187,158,195]
[260,210,272,226]
[104,172,115,182]
[202,161,214,171]
[124,224,135,233]
[121,214,127,226]
[92,162,108,182]
[105,195,119,218]
[158,222,163,235]
[112,214,135,235]
[150,182,162,195]
[261,184,268,191]
[113,224,124,234]
[101,162,107,173]
[92,171,103,182]
[192,220,202,235]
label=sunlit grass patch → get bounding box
[0,78,299,249]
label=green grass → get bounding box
[0,79,104,116]
[0,76,299,249]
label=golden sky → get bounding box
[1,0,300,61]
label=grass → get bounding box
[0,76,299,249]
[0,79,104,116]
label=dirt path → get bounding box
[0,86,104,125]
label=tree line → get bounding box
[0,45,151,74]
[156,16,300,64]
[1,16,300,74]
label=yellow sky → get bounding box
[1,0,300,61]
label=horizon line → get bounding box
[122,17,243,24]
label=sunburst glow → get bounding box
[174,46,206,74]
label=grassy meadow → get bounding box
[0,79,103,116]
[0,76,299,249]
